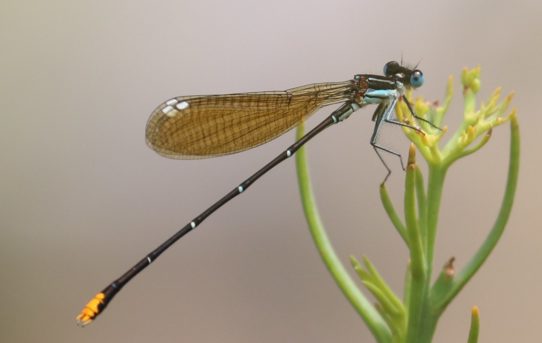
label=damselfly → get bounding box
[77,61,427,326]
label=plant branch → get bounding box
[295,122,392,343]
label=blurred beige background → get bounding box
[1,0,540,342]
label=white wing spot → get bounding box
[162,105,174,115]
[238,186,244,193]
[190,221,197,229]
[166,99,178,106]
[176,101,189,110]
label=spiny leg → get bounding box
[369,98,407,183]
[402,96,442,131]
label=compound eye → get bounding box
[383,61,400,76]
[410,70,424,88]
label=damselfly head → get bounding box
[383,61,424,89]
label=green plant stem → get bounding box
[404,161,426,279]
[380,184,409,245]
[405,139,454,343]
[425,165,447,271]
[405,157,433,343]
[295,123,391,343]
[432,115,520,312]
[414,166,428,245]
[405,162,449,343]
[467,307,480,343]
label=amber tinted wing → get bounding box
[145,81,354,159]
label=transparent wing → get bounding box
[145,81,355,159]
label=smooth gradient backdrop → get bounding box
[2,1,540,342]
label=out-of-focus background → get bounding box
[1,1,539,342]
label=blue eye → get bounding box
[410,70,424,88]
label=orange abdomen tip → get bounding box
[76,292,105,327]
